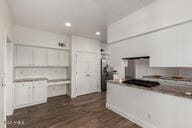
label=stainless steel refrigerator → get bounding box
[101,59,113,91]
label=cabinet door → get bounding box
[177,22,192,67]
[88,53,98,93]
[33,47,47,66]
[47,49,59,66]
[15,82,32,108]
[59,50,69,67]
[16,45,33,66]
[149,27,177,67]
[32,81,47,103]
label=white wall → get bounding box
[71,36,101,98]
[101,43,111,55]
[0,0,13,40]
[108,0,192,43]
[14,26,71,49]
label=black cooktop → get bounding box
[123,79,160,88]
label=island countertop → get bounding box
[107,79,192,100]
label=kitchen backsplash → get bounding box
[123,59,192,79]
[15,68,68,80]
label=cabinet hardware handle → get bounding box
[2,83,6,87]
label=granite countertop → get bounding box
[14,78,70,83]
[14,77,48,82]
[143,75,192,82]
[47,79,70,83]
[107,79,192,100]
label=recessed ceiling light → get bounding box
[96,32,101,36]
[65,22,71,27]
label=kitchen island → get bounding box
[106,79,192,128]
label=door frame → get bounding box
[75,51,99,96]
[0,30,8,128]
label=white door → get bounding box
[88,53,98,92]
[59,50,69,67]
[0,30,5,128]
[47,49,59,66]
[16,45,33,66]
[15,82,32,108]
[32,81,47,103]
[76,52,98,96]
[33,47,47,66]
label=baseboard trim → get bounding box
[106,103,156,128]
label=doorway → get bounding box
[76,51,98,96]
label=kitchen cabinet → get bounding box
[177,21,192,67]
[107,82,192,128]
[16,45,33,66]
[33,47,47,66]
[15,45,70,67]
[47,49,59,66]
[150,21,192,67]
[110,34,151,67]
[15,82,32,108]
[149,27,177,67]
[59,50,69,67]
[33,81,47,103]
[15,80,47,109]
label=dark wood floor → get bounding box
[7,92,141,128]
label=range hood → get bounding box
[122,56,149,60]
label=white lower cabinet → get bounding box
[15,81,47,109]
[15,82,32,108]
[32,81,47,104]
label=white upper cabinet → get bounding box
[150,21,192,67]
[33,47,47,66]
[16,45,33,66]
[177,22,192,67]
[47,49,59,66]
[149,27,177,67]
[59,50,69,67]
[110,34,151,67]
[15,45,70,67]
[110,20,192,67]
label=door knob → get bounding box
[86,74,90,76]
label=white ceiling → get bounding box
[8,0,154,42]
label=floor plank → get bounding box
[7,92,141,128]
